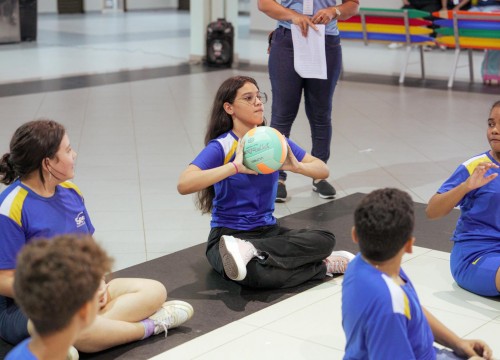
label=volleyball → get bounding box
[242,126,288,174]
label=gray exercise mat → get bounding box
[0,193,459,359]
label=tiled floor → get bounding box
[1,9,499,360]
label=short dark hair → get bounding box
[0,119,65,185]
[490,100,500,114]
[354,188,414,262]
[14,235,113,335]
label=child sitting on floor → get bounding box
[6,235,112,360]
[342,188,492,360]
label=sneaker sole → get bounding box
[219,236,247,281]
[312,187,336,199]
[275,197,286,203]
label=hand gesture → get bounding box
[234,140,258,175]
[312,8,336,25]
[453,338,492,360]
[290,13,318,37]
[465,162,499,191]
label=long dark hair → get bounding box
[0,119,65,185]
[197,76,260,214]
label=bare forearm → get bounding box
[423,308,461,350]
[0,270,15,298]
[177,163,237,195]
[426,182,468,219]
[292,158,329,179]
[258,0,299,21]
[337,1,359,19]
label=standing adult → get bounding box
[258,0,359,203]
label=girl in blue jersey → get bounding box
[427,101,500,297]
[178,75,354,288]
[0,120,193,353]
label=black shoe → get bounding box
[312,180,336,199]
[275,181,287,203]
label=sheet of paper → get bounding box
[291,24,327,80]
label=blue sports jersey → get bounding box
[6,338,37,360]
[0,179,94,270]
[437,151,500,242]
[277,0,340,36]
[342,255,436,360]
[191,130,306,230]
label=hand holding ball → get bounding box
[242,126,288,174]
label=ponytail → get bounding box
[0,153,17,185]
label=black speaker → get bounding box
[19,0,37,41]
[206,18,233,67]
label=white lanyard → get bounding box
[303,0,314,15]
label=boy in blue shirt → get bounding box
[6,235,112,360]
[342,188,492,360]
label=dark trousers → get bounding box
[0,296,29,345]
[206,224,336,289]
[268,26,342,181]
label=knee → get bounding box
[319,230,336,249]
[143,279,167,307]
[74,334,104,353]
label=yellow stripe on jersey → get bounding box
[59,181,83,197]
[463,154,491,176]
[0,186,28,227]
[381,274,411,320]
[216,133,238,165]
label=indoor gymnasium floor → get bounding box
[0,8,499,360]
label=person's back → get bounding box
[6,235,112,360]
[342,188,492,360]
[342,255,435,359]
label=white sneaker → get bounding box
[66,346,79,360]
[219,235,257,281]
[149,300,194,337]
[324,250,355,276]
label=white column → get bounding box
[211,0,224,19]
[225,0,239,64]
[189,0,211,62]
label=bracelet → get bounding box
[231,162,239,174]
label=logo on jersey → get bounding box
[75,212,86,228]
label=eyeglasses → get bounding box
[236,91,268,105]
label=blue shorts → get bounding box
[0,296,29,344]
[450,239,500,297]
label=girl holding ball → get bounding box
[177,75,354,288]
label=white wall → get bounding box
[38,0,57,13]
[127,0,177,10]
[37,0,178,13]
